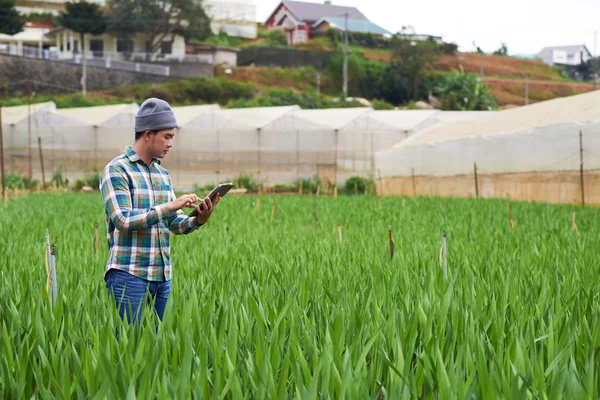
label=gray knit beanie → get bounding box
[135,98,178,132]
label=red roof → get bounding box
[24,21,57,30]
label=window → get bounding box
[73,40,78,53]
[297,29,306,43]
[117,39,134,53]
[67,41,70,51]
[160,41,172,55]
[89,39,103,58]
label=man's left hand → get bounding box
[192,195,221,225]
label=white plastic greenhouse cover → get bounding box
[1,102,56,125]
[56,103,139,127]
[376,91,600,178]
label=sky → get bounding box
[253,0,600,56]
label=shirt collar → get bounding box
[124,146,161,165]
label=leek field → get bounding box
[1,193,600,398]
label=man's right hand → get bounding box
[167,194,201,212]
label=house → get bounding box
[537,45,592,66]
[265,0,391,45]
[185,43,240,66]
[44,28,187,62]
[0,21,54,58]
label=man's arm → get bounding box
[167,187,202,235]
[100,164,170,232]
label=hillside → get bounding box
[222,50,592,107]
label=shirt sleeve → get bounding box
[100,164,168,231]
[166,178,202,235]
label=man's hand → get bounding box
[167,194,201,212]
[191,195,221,225]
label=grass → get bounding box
[2,193,600,397]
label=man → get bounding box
[99,97,219,325]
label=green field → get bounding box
[1,193,600,398]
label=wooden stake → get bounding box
[402,198,406,210]
[255,186,261,211]
[333,186,337,198]
[270,199,277,221]
[0,106,6,207]
[473,163,479,198]
[411,168,416,197]
[354,182,358,195]
[313,202,318,230]
[38,137,46,191]
[337,222,343,244]
[388,225,394,260]
[316,185,320,196]
[579,130,585,207]
[298,180,303,196]
[572,210,580,237]
[93,223,99,254]
[509,203,514,229]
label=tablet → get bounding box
[188,182,234,217]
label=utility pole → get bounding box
[27,79,32,181]
[594,30,597,90]
[343,12,349,98]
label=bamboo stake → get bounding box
[509,203,514,229]
[333,186,338,198]
[93,223,99,254]
[298,180,303,196]
[402,198,406,210]
[337,222,343,244]
[572,210,580,237]
[388,225,394,260]
[271,199,277,221]
[316,185,320,196]
[313,202,318,230]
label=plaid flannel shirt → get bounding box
[100,146,201,282]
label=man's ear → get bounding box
[144,130,152,141]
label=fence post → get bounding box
[474,162,479,198]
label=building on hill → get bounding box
[265,0,391,45]
[0,21,54,57]
[537,45,592,66]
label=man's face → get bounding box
[148,128,176,158]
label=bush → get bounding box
[50,169,67,188]
[342,176,375,195]
[371,99,394,110]
[258,29,289,47]
[233,174,260,192]
[75,172,101,191]
[226,88,367,109]
[4,173,36,190]
[434,71,498,111]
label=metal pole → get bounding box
[594,31,597,90]
[474,162,479,198]
[580,130,585,206]
[296,129,300,182]
[50,242,57,305]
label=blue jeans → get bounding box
[105,269,172,325]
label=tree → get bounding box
[434,70,497,111]
[389,36,441,99]
[59,1,106,96]
[493,42,508,56]
[0,0,23,35]
[107,0,211,58]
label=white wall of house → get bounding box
[551,48,591,66]
[49,29,186,60]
